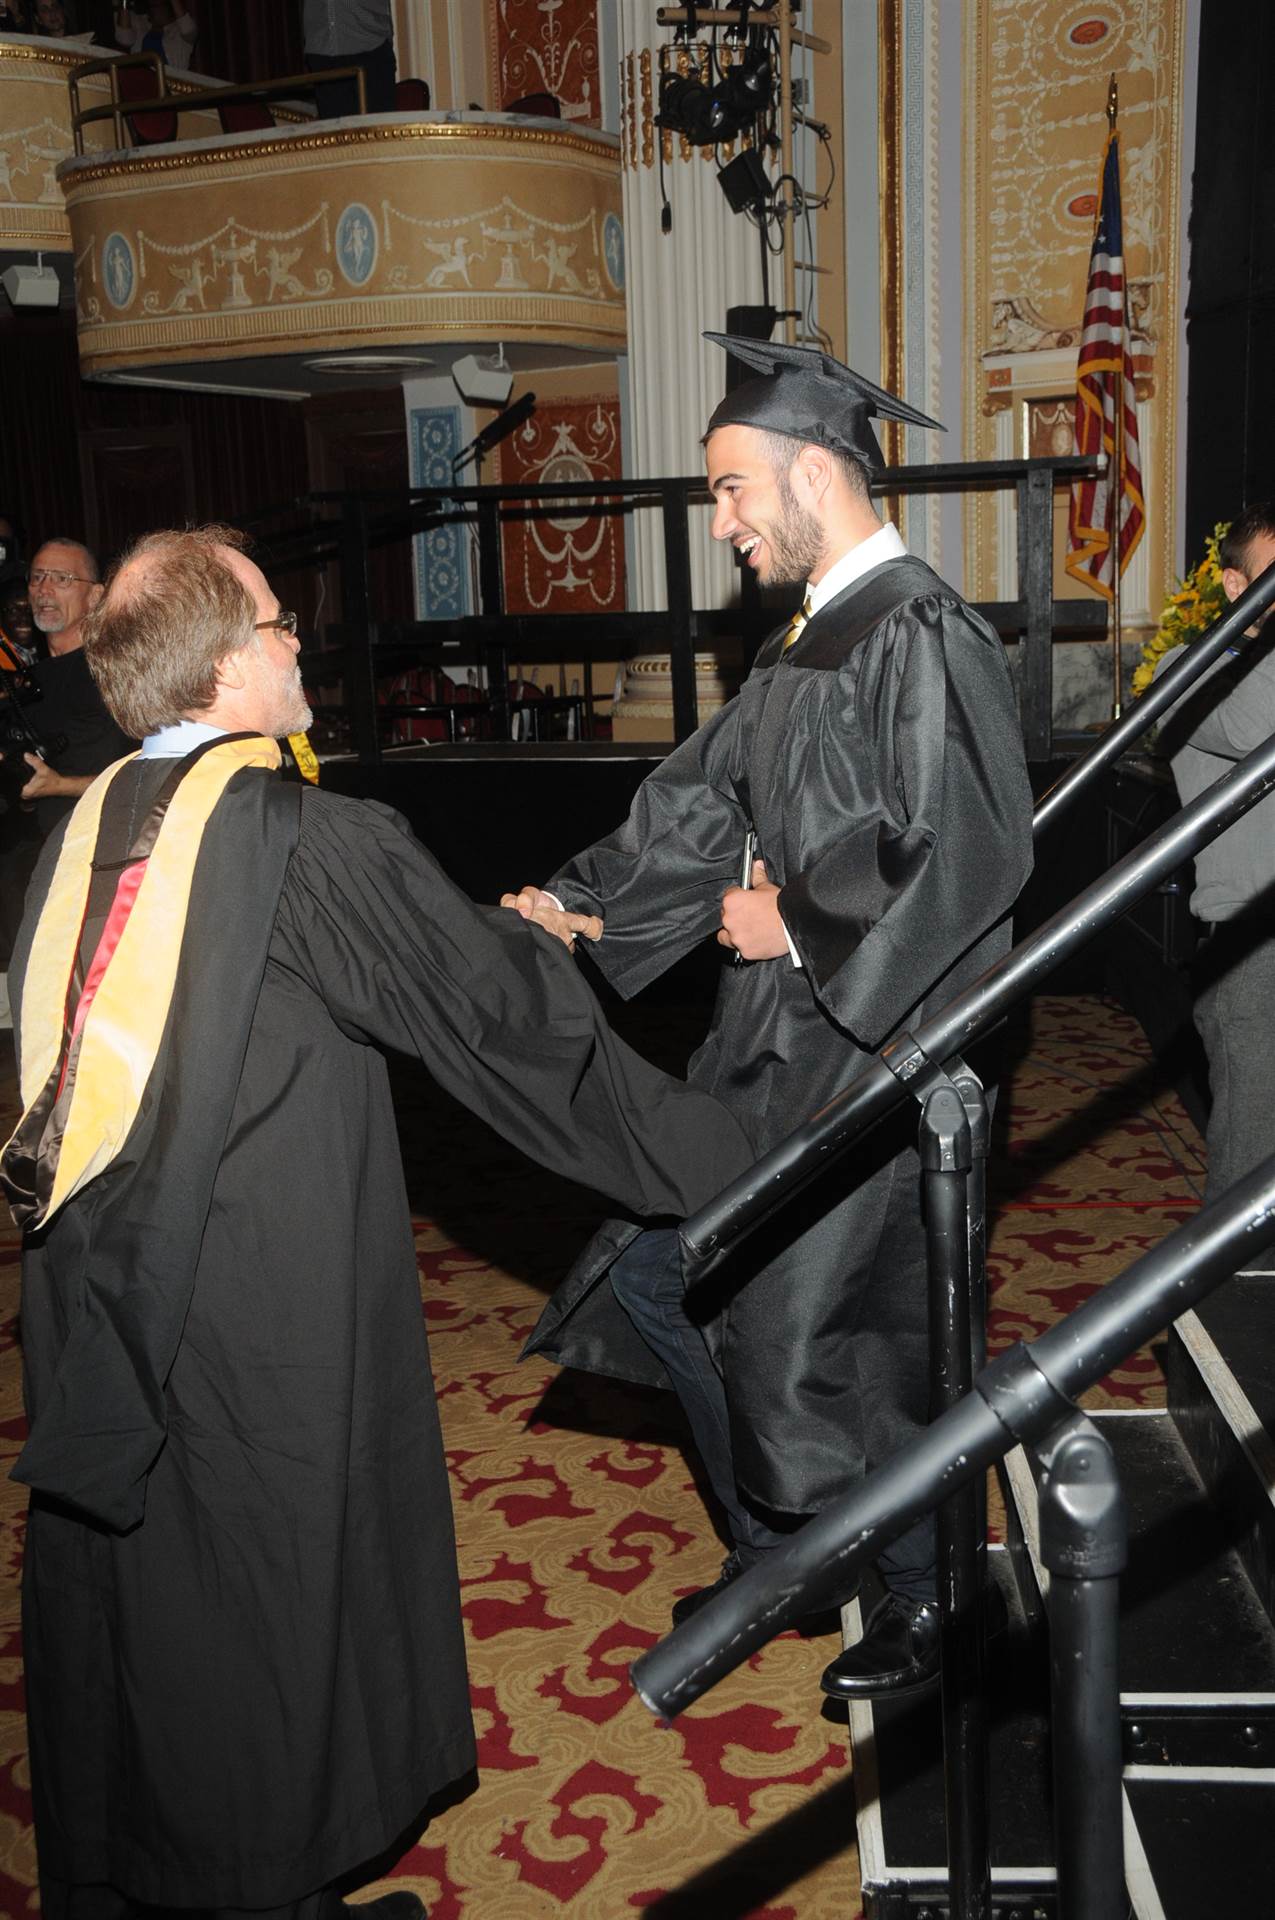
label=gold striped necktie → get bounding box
[783,594,814,652]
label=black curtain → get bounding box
[198,0,304,85]
[1185,0,1275,553]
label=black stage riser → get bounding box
[319,750,658,909]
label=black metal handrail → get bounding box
[249,454,1102,759]
[68,53,350,155]
[1033,556,1275,835]
[680,561,1275,1269]
[635,1143,1275,1715]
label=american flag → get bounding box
[1065,131,1145,598]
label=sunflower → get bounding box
[1131,521,1231,697]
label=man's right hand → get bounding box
[500,884,603,951]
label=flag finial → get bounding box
[1106,73,1118,130]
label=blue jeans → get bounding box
[610,1228,783,1559]
[610,1226,936,1601]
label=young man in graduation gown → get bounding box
[2,525,755,1920]
[505,337,1034,1701]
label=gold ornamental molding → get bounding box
[57,116,625,383]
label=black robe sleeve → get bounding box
[273,790,756,1220]
[778,597,1034,1047]
[546,698,749,998]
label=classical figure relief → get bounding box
[0,118,71,204]
[422,233,477,288]
[383,195,611,301]
[167,253,210,311]
[259,245,306,301]
[106,209,338,320]
[535,234,599,296]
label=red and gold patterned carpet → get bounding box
[0,994,1206,1917]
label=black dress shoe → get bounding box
[671,1549,744,1625]
[820,1592,941,1700]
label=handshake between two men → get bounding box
[500,856,791,963]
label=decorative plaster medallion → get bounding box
[335,203,377,287]
[602,211,624,291]
[101,231,135,310]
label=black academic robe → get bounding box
[527,557,1035,1518]
[12,765,754,1909]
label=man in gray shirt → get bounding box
[302,0,395,115]
[1157,500,1275,1209]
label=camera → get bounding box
[0,668,66,813]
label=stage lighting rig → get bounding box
[655,41,774,147]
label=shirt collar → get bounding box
[140,719,227,758]
[806,521,907,616]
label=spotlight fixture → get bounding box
[655,47,773,148]
[1,257,59,309]
[452,347,514,408]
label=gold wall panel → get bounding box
[0,33,224,254]
[963,0,1187,609]
[60,118,625,377]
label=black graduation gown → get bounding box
[527,558,1035,1518]
[12,769,754,1909]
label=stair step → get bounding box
[1123,1768,1275,1920]
[1170,1281,1275,1626]
[1003,1407,1275,1754]
[850,1546,1059,1917]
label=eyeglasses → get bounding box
[254,611,298,636]
[29,568,95,589]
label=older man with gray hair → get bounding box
[5,523,750,1920]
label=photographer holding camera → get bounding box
[22,537,133,838]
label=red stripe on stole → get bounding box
[54,858,150,1102]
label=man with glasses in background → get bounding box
[22,536,133,838]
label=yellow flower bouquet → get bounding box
[1131,521,1231,697]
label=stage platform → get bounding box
[318,742,664,905]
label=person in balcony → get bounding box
[31,0,78,36]
[114,0,197,68]
[0,2,29,36]
[303,0,396,117]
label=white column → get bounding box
[616,0,766,612]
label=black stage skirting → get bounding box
[319,743,663,907]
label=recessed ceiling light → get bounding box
[303,353,436,374]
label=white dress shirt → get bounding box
[140,719,226,758]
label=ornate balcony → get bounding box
[0,30,223,257]
[56,113,624,395]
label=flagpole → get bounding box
[1108,74,1123,720]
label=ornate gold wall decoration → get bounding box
[963,0,1187,608]
[59,120,624,379]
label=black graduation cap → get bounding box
[704,332,945,471]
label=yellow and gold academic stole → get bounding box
[5,735,281,1229]
[287,730,320,783]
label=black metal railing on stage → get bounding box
[1032,557,1275,835]
[244,453,1103,760]
[628,560,1275,1920]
